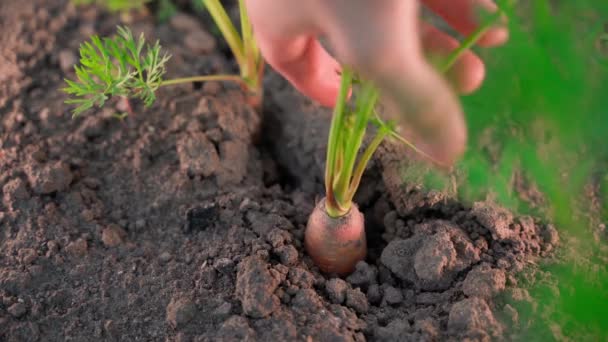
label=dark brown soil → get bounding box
[0,1,558,341]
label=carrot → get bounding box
[304,197,366,275]
[303,68,385,275]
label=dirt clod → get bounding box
[325,278,348,304]
[463,264,506,299]
[18,248,37,265]
[346,288,369,314]
[101,224,127,247]
[218,316,256,341]
[166,297,197,329]
[275,244,298,266]
[236,256,280,318]
[473,202,516,241]
[448,297,502,338]
[177,132,220,177]
[380,236,423,284]
[2,178,29,208]
[24,161,72,194]
[414,230,456,284]
[367,284,382,305]
[346,261,378,290]
[288,267,315,289]
[64,238,88,256]
[184,202,218,232]
[382,285,403,305]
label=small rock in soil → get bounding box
[275,244,298,266]
[101,224,127,247]
[375,319,410,341]
[325,278,348,304]
[203,81,222,95]
[58,49,77,73]
[183,29,216,54]
[448,297,502,337]
[346,288,369,314]
[346,261,377,290]
[8,302,27,318]
[166,297,197,329]
[169,13,202,32]
[159,252,172,263]
[463,264,506,299]
[472,201,516,241]
[64,238,88,256]
[382,285,403,305]
[235,256,280,318]
[177,132,220,178]
[184,202,218,232]
[24,161,73,194]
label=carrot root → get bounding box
[304,197,366,276]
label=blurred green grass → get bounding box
[414,0,608,339]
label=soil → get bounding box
[0,1,559,341]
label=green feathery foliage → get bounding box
[62,26,171,117]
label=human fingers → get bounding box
[422,0,508,47]
[320,0,467,166]
[421,22,485,94]
[244,0,343,107]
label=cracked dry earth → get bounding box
[0,1,559,341]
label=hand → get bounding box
[244,0,508,167]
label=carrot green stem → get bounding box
[159,74,247,87]
[334,82,379,204]
[346,128,389,202]
[202,0,246,69]
[238,0,261,88]
[325,68,353,217]
[440,10,503,73]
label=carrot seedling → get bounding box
[63,0,263,116]
[202,0,264,109]
[305,11,506,276]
